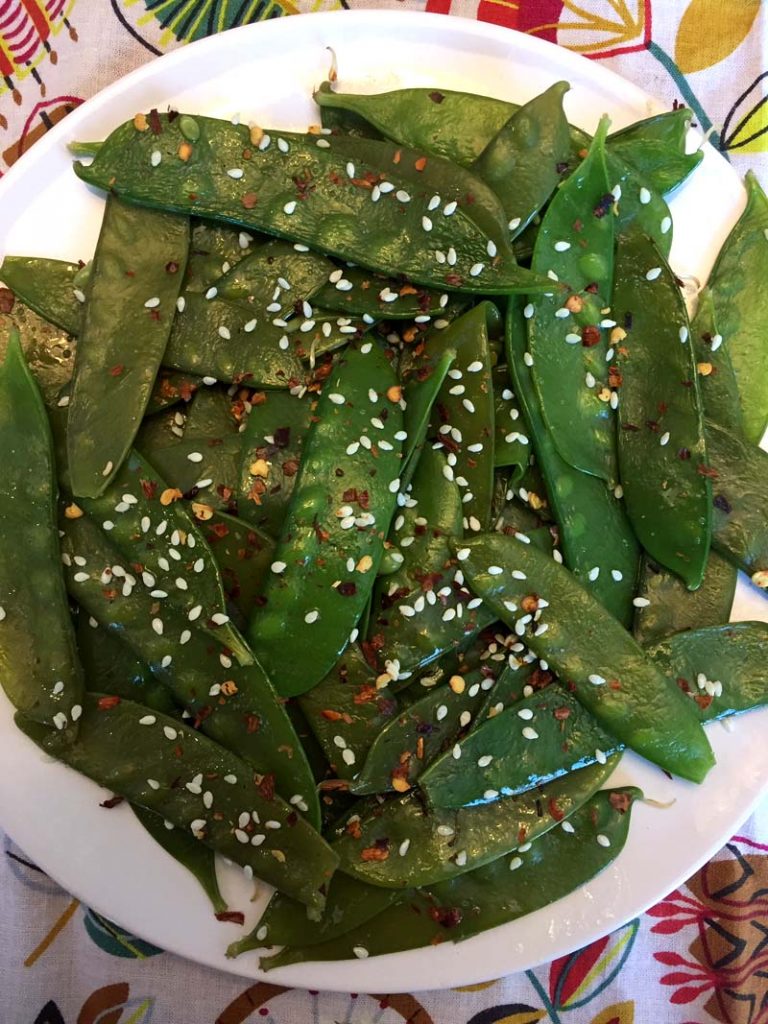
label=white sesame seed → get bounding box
[422,216,433,232]
[639,187,651,204]
[522,726,539,740]
[469,262,484,277]
[353,946,369,959]
[150,150,162,167]
[523,352,534,367]
[588,566,600,581]
[305,609,319,624]
[328,393,345,405]
[163,726,177,740]
[396,190,410,203]
[509,856,523,871]
[660,431,670,446]
[597,834,611,848]
[711,334,723,351]
[139,715,156,726]
[611,569,624,581]
[443,201,458,216]
[188,605,202,622]
[588,673,606,686]
[661,216,672,234]
[73,288,86,303]
[205,286,218,300]
[554,240,571,252]
[477,754,493,767]
[595,748,607,764]
[645,267,662,281]
[679,326,689,344]
[187,451,203,463]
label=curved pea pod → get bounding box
[140,434,243,516]
[67,198,189,498]
[184,220,259,293]
[74,114,547,296]
[0,333,84,732]
[704,172,768,444]
[399,330,458,485]
[75,613,177,714]
[201,512,274,622]
[313,266,453,321]
[493,366,529,477]
[691,289,742,433]
[430,303,497,531]
[613,227,711,589]
[421,687,620,809]
[472,82,571,238]
[507,301,639,625]
[146,369,200,415]
[76,449,252,665]
[528,118,617,484]
[60,511,320,826]
[0,256,83,335]
[298,645,399,781]
[330,756,616,889]
[633,553,737,646]
[350,667,498,796]
[369,445,493,679]
[214,238,333,306]
[454,533,715,783]
[230,872,398,959]
[609,107,702,195]
[262,786,639,967]
[706,419,768,589]
[647,622,768,722]
[238,390,311,536]
[132,805,227,915]
[247,343,404,697]
[606,152,673,256]
[16,695,337,910]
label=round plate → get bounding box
[1,9,766,993]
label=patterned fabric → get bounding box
[0,2,767,1021]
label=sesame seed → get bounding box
[73,288,86,303]
[436,705,448,722]
[102,461,114,477]
[422,216,433,232]
[639,187,651,204]
[144,296,160,309]
[661,216,672,234]
[597,834,611,847]
[187,451,203,463]
[611,569,624,581]
[561,820,575,833]
[211,612,229,625]
[462,398,476,413]
[283,200,297,215]
[305,610,319,624]
[633,596,650,608]
[477,754,493,767]
[660,431,670,446]
[469,262,484,277]
[399,839,411,856]
[588,673,606,685]
[353,946,369,959]
[396,190,411,203]
[150,150,162,167]
[509,217,522,231]
[205,286,218,300]
[188,605,202,621]
[711,334,723,351]
[509,856,523,871]
[554,240,571,252]
[163,726,177,740]
[180,629,191,644]
[522,726,539,740]
[595,748,607,764]
[523,352,534,367]
[139,715,156,726]
[328,393,345,405]
[151,617,164,636]
[487,565,503,576]
[679,326,689,344]
[218,325,231,340]
[588,566,600,581]
[645,267,662,281]
[443,201,457,215]
[565,333,581,344]
[511,570,527,580]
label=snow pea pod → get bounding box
[184,220,259,293]
[297,644,399,781]
[76,613,177,714]
[16,695,337,910]
[67,198,189,498]
[706,419,768,589]
[454,533,715,783]
[647,622,768,722]
[399,329,458,486]
[606,151,673,257]
[350,666,497,796]
[60,511,320,825]
[692,289,742,435]
[0,332,84,732]
[421,687,620,809]
[492,366,529,476]
[633,552,737,646]
[0,256,82,335]
[506,300,639,625]
[76,449,252,664]
[472,82,571,238]
[706,171,768,444]
[132,805,227,915]
[74,115,546,296]
[330,756,617,889]
[230,871,398,958]
[369,445,493,680]
[613,227,711,589]
[201,511,274,622]
[214,238,333,306]
[247,343,404,698]
[238,389,311,536]
[608,108,701,196]
[262,786,638,967]
[312,266,453,321]
[528,118,617,484]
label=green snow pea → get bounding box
[493,366,529,476]
[472,82,571,238]
[606,151,673,257]
[312,266,454,321]
[608,108,701,196]
[132,805,227,915]
[330,756,617,889]
[1,302,75,410]
[647,622,768,722]
[0,332,84,731]
[75,114,546,296]
[528,118,617,484]
[613,227,711,589]
[230,871,398,958]
[706,418,768,589]
[0,256,82,335]
[60,511,320,826]
[16,695,337,910]
[633,553,737,646]
[67,198,189,498]
[506,301,639,625]
[140,434,242,515]
[262,786,638,967]
[369,445,494,679]
[399,329,458,486]
[76,613,176,714]
[430,302,497,530]
[214,238,333,306]
[201,511,274,622]
[184,219,258,293]
[691,289,742,434]
[238,389,311,536]
[297,645,399,781]
[454,533,715,783]
[707,171,768,444]
[421,687,620,808]
[350,666,499,796]
[248,342,404,697]
[75,449,252,664]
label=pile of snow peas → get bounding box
[1,74,768,969]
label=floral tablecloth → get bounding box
[1,2,767,1022]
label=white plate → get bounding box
[1,9,766,993]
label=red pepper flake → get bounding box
[584,282,599,294]
[581,325,601,348]
[609,791,633,814]
[337,581,357,597]
[697,464,719,479]
[678,447,691,461]
[245,714,261,734]
[553,706,571,721]
[241,192,258,209]
[548,798,565,822]
[140,478,157,500]
[100,795,124,809]
[165,260,179,274]
[607,366,623,388]
[353,685,379,705]
[429,906,463,929]
[414,156,428,172]
[321,709,343,721]
[215,910,246,925]
[0,288,15,313]
[593,193,614,218]
[517,826,528,844]
[713,493,732,514]
[393,150,401,165]
[273,425,291,448]
[147,108,162,135]
[346,818,362,839]
[97,695,121,710]
[109,364,125,377]
[695,694,714,711]
[282,458,299,477]
[257,773,275,800]
[361,844,389,862]
[210,522,230,539]
[428,91,445,104]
